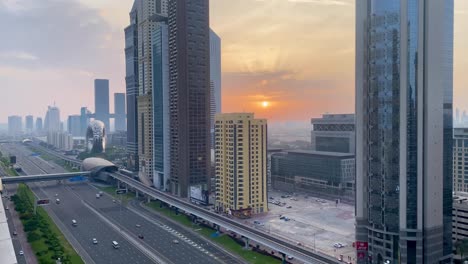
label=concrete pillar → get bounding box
[136,190,139,198]
[125,184,128,192]
[281,253,286,264]
[243,237,249,249]
[117,181,120,189]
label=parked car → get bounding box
[138,234,144,239]
[19,250,24,256]
[92,238,98,244]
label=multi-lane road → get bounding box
[0,143,245,264]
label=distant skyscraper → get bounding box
[168,0,211,197]
[44,106,61,133]
[355,1,453,263]
[35,117,43,133]
[80,107,90,137]
[210,29,221,148]
[114,93,126,131]
[94,79,110,131]
[152,22,170,190]
[8,116,22,136]
[215,113,268,216]
[125,1,140,172]
[25,115,34,134]
[67,115,81,137]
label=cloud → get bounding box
[0,0,126,122]
[0,51,38,61]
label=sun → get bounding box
[261,101,270,108]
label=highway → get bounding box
[2,143,245,264]
[29,141,339,264]
[0,143,156,264]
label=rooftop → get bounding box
[283,149,355,158]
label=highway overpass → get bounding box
[1,172,90,184]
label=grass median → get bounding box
[147,201,282,264]
[13,184,84,264]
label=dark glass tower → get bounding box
[168,0,211,197]
[355,1,453,263]
[114,93,126,131]
[125,2,140,171]
[94,79,110,131]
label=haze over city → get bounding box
[1,0,467,123]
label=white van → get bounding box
[72,220,77,226]
[112,241,120,249]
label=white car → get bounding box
[19,250,24,256]
[333,243,343,248]
[92,238,98,244]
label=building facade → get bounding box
[8,116,22,136]
[47,131,74,151]
[44,106,61,133]
[25,115,34,134]
[271,150,355,200]
[114,93,126,132]
[137,0,168,185]
[210,29,221,149]
[67,115,81,137]
[86,120,106,153]
[125,2,140,172]
[453,193,468,243]
[35,117,43,133]
[453,128,468,192]
[94,79,110,131]
[152,22,171,191]
[355,1,454,263]
[168,0,211,197]
[311,114,355,153]
[215,113,268,216]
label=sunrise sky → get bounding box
[0,0,467,123]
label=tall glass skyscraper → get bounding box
[94,79,110,131]
[125,1,140,172]
[355,1,453,263]
[168,0,211,197]
[152,22,170,191]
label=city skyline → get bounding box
[1,0,467,123]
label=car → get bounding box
[92,238,98,244]
[19,250,24,256]
[173,240,179,244]
[13,231,17,236]
[136,224,141,228]
[253,220,261,225]
[138,234,144,239]
[113,199,116,203]
[287,256,294,260]
[333,243,343,248]
[5,206,9,210]
[55,193,58,197]
[286,206,292,209]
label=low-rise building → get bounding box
[271,150,355,201]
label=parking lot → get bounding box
[245,190,356,262]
